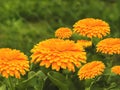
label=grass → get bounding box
[0,20,54,55]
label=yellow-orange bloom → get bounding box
[77,40,92,48]
[111,66,120,75]
[0,48,29,79]
[55,27,72,39]
[73,18,110,38]
[78,61,105,80]
[96,38,120,55]
[31,38,86,72]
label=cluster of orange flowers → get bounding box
[0,18,120,80]
[30,18,111,79]
[96,38,120,75]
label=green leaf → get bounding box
[48,71,76,90]
[17,70,47,90]
[0,84,6,90]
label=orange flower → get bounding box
[96,38,120,55]
[73,18,110,38]
[0,48,29,79]
[111,66,120,75]
[31,38,86,72]
[55,27,72,39]
[78,61,105,80]
[77,40,92,48]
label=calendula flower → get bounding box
[31,38,86,72]
[78,61,105,80]
[111,66,120,75]
[0,48,29,79]
[96,38,120,55]
[73,18,110,38]
[55,27,72,39]
[77,40,92,48]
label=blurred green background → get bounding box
[0,0,120,55]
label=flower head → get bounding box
[78,61,105,80]
[77,40,92,48]
[111,66,120,75]
[31,38,86,72]
[73,18,110,38]
[0,48,29,79]
[96,38,120,55]
[55,27,72,39]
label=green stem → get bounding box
[85,77,101,90]
[65,74,69,80]
[85,80,94,90]
[106,74,111,83]
[8,77,15,90]
[105,55,113,68]
[107,55,117,68]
